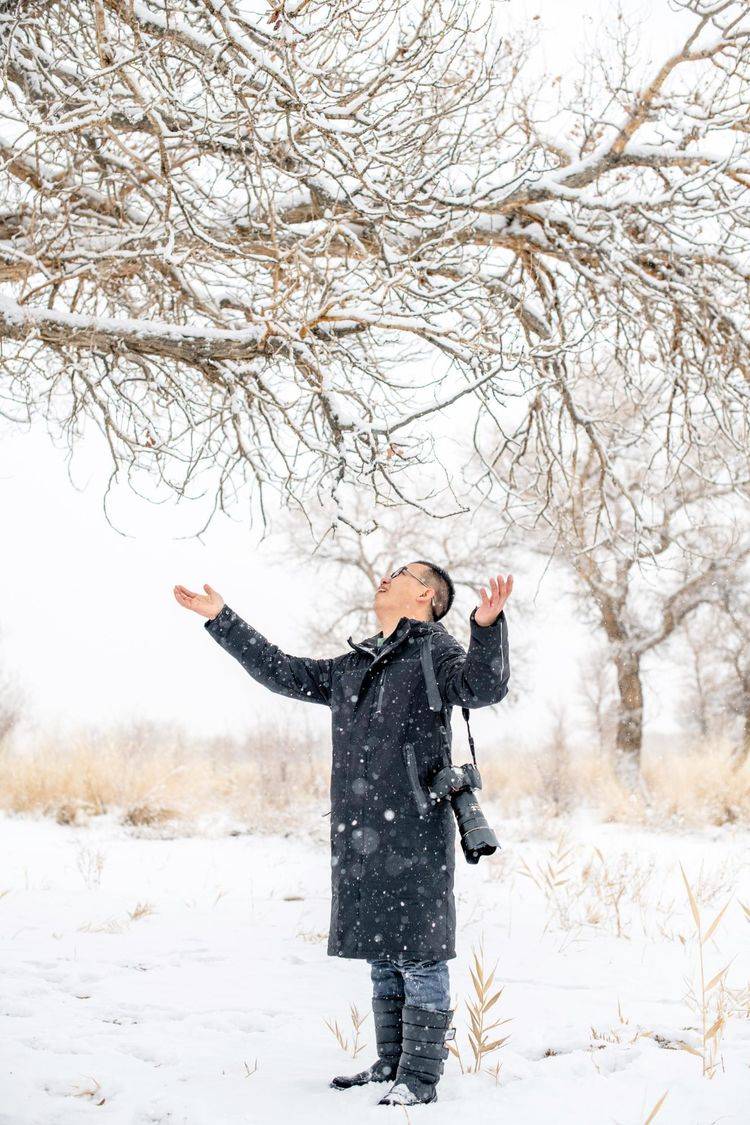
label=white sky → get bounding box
[0,0,690,749]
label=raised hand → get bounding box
[173,583,225,620]
[474,574,513,627]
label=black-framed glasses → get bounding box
[390,565,432,592]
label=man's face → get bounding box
[374,561,435,621]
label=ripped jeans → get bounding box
[368,954,450,1011]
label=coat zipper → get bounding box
[375,665,389,714]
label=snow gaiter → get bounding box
[377,1004,455,1106]
[330,994,403,1089]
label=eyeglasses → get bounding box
[390,565,433,594]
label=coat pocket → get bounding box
[403,743,432,816]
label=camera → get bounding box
[428,763,500,864]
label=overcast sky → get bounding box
[0,0,689,749]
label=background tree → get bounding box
[0,628,24,750]
[676,579,750,763]
[576,640,619,758]
[672,608,733,748]
[476,353,750,780]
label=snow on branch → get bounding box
[1,0,749,530]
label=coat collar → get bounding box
[347,615,447,658]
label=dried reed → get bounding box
[324,1003,368,1058]
[643,1091,668,1124]
[679,863,732,1078]
[71,1077,105,1105]
[75,844,105,890]
[518,831,577,932]
[448,940,511,1076]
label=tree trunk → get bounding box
[613,653,644,784]
[737,708,750,767]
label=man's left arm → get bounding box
[432,606,510,708]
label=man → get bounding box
[173,561,511,1106]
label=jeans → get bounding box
[368,955,450,1011]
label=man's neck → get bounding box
[376,609,430,639]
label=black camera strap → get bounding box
[420,632,477,768]
[462,706,477,766]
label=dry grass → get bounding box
[75,844,106,890]
[2,722,750,833]
[69,1076,105,1106]
[480,735,750,829]
[78,916,129,935]
[448,940,511,1076]
[324,1003,368,1058]
[77,901,155,934]
[0,719,330,833]
[512,835,732,946]
[518,831,579,933]
[129,901,156,921]
[643,1091,669,1123]
[720,902,750,1019]
[581,847,655,939]
[296,928,328,944]
[679,864,732,1078]
[590,999,643,1051]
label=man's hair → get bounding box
[412,560,455,622]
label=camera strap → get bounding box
[420,632,477,768]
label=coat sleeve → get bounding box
[203,604,337,706]
[432,607,510,708]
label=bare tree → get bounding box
[535,699,574,817]
[477,353,750,780]
[0,629,23,748]
[674,606,732,746]
[1,1,749,532]
[704,578,750,762]
[577,640,619,757]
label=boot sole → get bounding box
[330,1077,390,1090]
[377,1092,438,1106]
[330,1065,400,1091]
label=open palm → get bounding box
[173,583,225,620]
[474,574,513,626]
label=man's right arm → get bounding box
[204,604,336,707]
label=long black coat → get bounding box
[204,604,510,961]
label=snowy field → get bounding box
[2,810,750,1125]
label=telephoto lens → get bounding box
[450,789,500,864]
[428,763,501,864]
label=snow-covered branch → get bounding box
[1,0,749,524]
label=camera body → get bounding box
[428,762,500,865]
[428,762,482,800]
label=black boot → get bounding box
[377,1005,455,1106]
[330,995,403,1090]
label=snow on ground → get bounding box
[2,808,750,1124]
